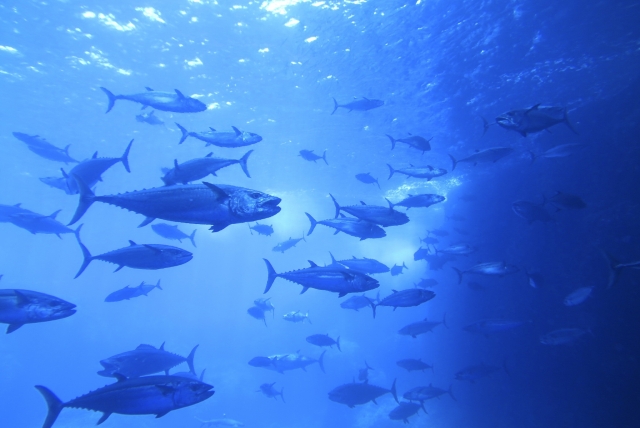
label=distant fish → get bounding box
[175,123,262,147]
[455,361,507,383]
[398,315,447,338]
[403,384,456,402]
[283,311,312,324]
[355,173,380,189]
[8,209,75,238]
[331,97,384,114]
[35,375,213,428]
[414,278,438,288]
[388,401,426,424]
[330,194,409,227]
[388,193,445,210]
[305,212,386,240]
[435,243,476,256]
[249,222,274,236]
[196,417,245,427]
[419,235,439,245]
[254,297,275,316]
[12,132,78,164]
[98,343,199,378]
[100,87,207,113]
[249,351,325,374]
[448,147,514,170]
[396,359,434,373]
[463,319,526,335]
[331,254,389,274]
[161,151,253,185]
[546,191,586,210]
[413,247,430,261]
[135,110,164,125]
[299,149,328,165]
[247,306,268,326]
[390,262,408,276]
[487,104,578,137]
[452,261,518,284]
[306,334,341,351]
[540,328,590,345]
[529,143,586,161]
[512,200,553,224]
[387,164,447,181]
[358,361,374,382]
[340,293,378,312]
[601,251,640,288]
[105,280,162,302]
[74,225,193,278]
[272,234,305,253]
[373,289,435,318]
[151,223,197,247]
[0,277,76,333]
[527,270,545,289]
[563,286,594,306]
[258,382,284,402]
[386,134,432,154]
[429,229,449,237]
[328,379,397,408]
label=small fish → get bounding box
[388,401,426,424]
[299,149,328,165]
[547,191,586,210]
[105,280,162,302]
[12,132,79,164]
[540,328,590,345]
[436,243,476,256]
[249,351,325,374]
[386,134,432,154]
[448,147,514,170]
[9,209,75,238]
[390,262,408,276]
[254,297,275,316]
[151,223,197,247]
[455,361,507,383]
[340,293,378,312]
[452,261,518,284]
[414,278,438,288]
[272,234,305,253]
[419,235,439,245]
[160,151,252,185]
[463,319,526,335]
[305,213,386,240]
[257,382,285,402]
[247,306,268,326]
[176,123,262,147]
[527,271,545,289]
[135,110,164,125]
[330,194,409,227]
[414,247,430,261]
[398,315,447,338]
[196,417,245,427]
[328,379,397,408]
[358,361,374,382]
[101,87,207,113]
[403,384,455,402]
[306,334,341,351]
[355,173,380,189]
[396,359,433,373]
[388,193,445,210]
[249,222,274,236]
[529,143,586,161]
[373,289,435,318]
[283,311,312,324]
[490,104,578,137]
[563,286,594,306]
[512,200,553,224]
[331,97,384,114]
[387,164,447,181]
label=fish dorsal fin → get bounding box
[159,342,165,351]
[92,151,98,159]
[308,260,318,268]
[136,344,156,350]
[48,209,62,219]
[360,201,366,205]
[409,164,414,167]
[145,87,154,91]
[60,168,69,178]
[173,159,180,170]
[363,97,370,101]
[202,182,228,201]
[205,152,213,157]
[128,240,137,246]
[174,89,185,98]
[113,373,127,382]
[525,103,541,114]
[352,256,356,259]
[231,126,242,136]
[209,127,217,132]
[392,289,398,293]
[13,203,21,207]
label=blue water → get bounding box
[1,0,639,427]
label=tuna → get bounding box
[388,401,426,423]
[299,149,328,165]
[305,212,386,240]
[272,234,305,253]
[390,262,408,276]
[328,379,397,408]
[98,343,199,378]
[258,382,285,402]
[0,203,31,223]
[135,110,164,125]
[332,255,390,274]
[330,194,409,227]
[0,278,76,333]
[74,225,193,278]
[448,147,514,170]
[340,293,378,312]
[414,278,438,288]
[387,164,447,181]
[463,319,527,335]
[160,151,252,185]
[388,193,445,210]
[249,222,274,236]
[8,209,75,238]
[175,123,262,147]
[254,297,275,316]
[492,104,578,137]
[247,306,268,326]
[563,286,594,306]
[452,261,519,284]
[306,334,341,351]
[249,351,325,374]
[263,259,379,297]
[386,134,432,153]
[404,384,456,402]
[429,229,449,237]
[331,97,384,114]
[398,315,448,338]
[413,247,430,261]
[68,177,281,232]
[196,417,245,427]
[282,311,312,324]
[540,328,590,345]
[355,173,380,189]
[100,87,207,113]
[547,191,586,210]
[60,140,133,195]
[12,132,78,164]
[512,200,553,224]
[373,289,436,318]
[396,359,434,373]
[601,251,640,288]
[104,280,162,302]
[529,143,586,161]
[39,176,71,193]
[455,361,507,382]
[151,223,197,247]
[35,375,213,428]
[435,243,476,256]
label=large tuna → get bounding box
[387,164,447,181]
[452,261,519,284]
[12,132,78,164]
[328,379,397,408]
[100,87,206,113]
[490,104,578,137]
[176,123,262,147]
[68,177,281,232]
[306,334,341,351]
[373,289,436,318]
[388,193,445,210]
[330,194,409,227]
[331,254,389,274]
[249,351,326,374]
[388,401,426,423]
[35,375,213,428]
[8,209,75,238]
[305,213,386,240]
[386,134,432,154]
[403,384,456,402]
[0,276,76,333]
[512,200,553,224]
[161,151,252,185]
[98,343,198,378]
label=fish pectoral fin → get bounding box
[372,399,378,405]
[145,87,154,91]
[156,411,171,418]
[300,286,310,294]
[338,292,347,298]
[97,412,112,425]
[174,89,185,98]
[202,182,228,201]
[138,217,156,228]
[156,385,176,396]
[6,323,24,334]
[209,223,229,233]
[113,265,125,273]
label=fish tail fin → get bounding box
[189,229,197,248]
[563,108,578,135]
[448,154,458,171]
[329,193,340,218]
[336,336,341,352]
[481,116,490,136]
[120,139,133,173]
[385,198,395,209]
[318,350,326,373]
[331,97,339,115]
[442,313,448,329]
[239,150,253,178]
[74,224,93,279]
[35,385,64,428]
[322,150,328,165]
[375,178,381,190]
[301,231,307,242]
[601,250,621,289]
[371,303,377,319]
[186,345,199,375]
[280,387,285,403]
[156,280,162,291]
[175,123,189,144]
[305,212,317,236]
[263,259,278,293]
[385,134,396,150]
[451,267,463,285]
[403,261,408,269]
[448,384,457,401]
[100,87,118,113]
[329,252,338,266]
[68,174,95,226]
[390,378,398,403]
[386,164,395,180]
[306,314,312,324]
[365,360,374,371]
